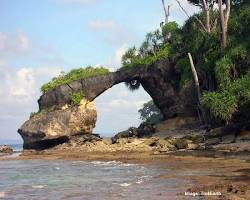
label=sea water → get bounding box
[0,159,191,200]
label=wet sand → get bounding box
[2,150,245,199]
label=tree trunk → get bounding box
[162,0,170,24]
[188,53,201,101]
[218,0,231,48]
[188,53,206,124]
[175,0,207,32]
[202,0,211,33]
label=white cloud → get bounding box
[0,115,18,120]
[0,30,64,140]
[88,20,116,30]
[114,45,127,64]
[0,31,30,57]
[87,18,139,47]
[18,32,30,50]
[105,99,147,110]
[94,84,152,135]
[0,66,61,103]
[0,64,62,140]
[106,44,128,70]
[0,30,63,103]
[10,68,35,97]
[169,0,200,24]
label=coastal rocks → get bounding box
[186,143,200,150]
[111,127,137,144]
[0,145,13,153]
[173,138,190,149]
[137,122,156,137]
[202,127,250,152]
[70,134,101,146]
[154,139,176,152]
[211,141,250,152]
[205,138,221,146]
[111,123,156,144]
[153,117,200,139]
[56,137,153,153]
[18,99,97,150]
[236,131,250,142]
[221,134,235,144]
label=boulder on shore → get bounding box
[18,99,97,150]
[0,145,13,153]
[111,123,156,144]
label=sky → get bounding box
[0,0,200,141]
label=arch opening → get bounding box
[94,83,152,138]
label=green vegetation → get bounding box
[199,1,250,125]
[70,91,85,106]
[202,72,250,124]
[121,45,169,70]
[29,107,55,119]
[120,21,180,90]
[138,100,163,124]
[130,0,250,127]
[41,66,109,93]
[30,91,85,118]
[37,0,250,128]
[30,111,39,119]
[120,22,180,70]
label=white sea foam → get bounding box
[32,185,46,189]
[91,161,122,166]
[136,175,153,184]
[90,161,137,167]
[72,160,85,164]
[136,180,143,184]
[0,191,5,198]
[72,161,85,164]
[122,163,136,167]
[54,167,60,170]
[120,183,132,187]
[140,175,153,179]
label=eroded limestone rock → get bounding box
[18,99,97,150]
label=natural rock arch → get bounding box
[38,59,196,119]
[18,58,197,149]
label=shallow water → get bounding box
[0,159,191,200]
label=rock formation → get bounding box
[19,58,197,150]
[0,145,14,153]
[38,58,197,119]
[111,123,156,144]
[18,99,97,150]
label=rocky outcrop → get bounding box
[111,123,156,144]
[38,59,197,119]
[18,99,97,150]
[0,145,13,153]
[19,58,198,150]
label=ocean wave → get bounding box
[136,175,153,184]
[136,180,143,184]
[31,185,46,189]
[90,160,137,167]
[91,161,122,165]
[71,161,86,165]
[120,183,132,187]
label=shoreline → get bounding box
[20,150,250,200]
[1,149,250,199]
